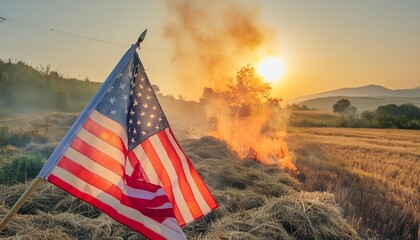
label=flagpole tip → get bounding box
[136,29,148,48]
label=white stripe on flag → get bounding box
[125,157,135,176]
[164,128,211,214]
[133,146,161,185]
[149,134,195,223]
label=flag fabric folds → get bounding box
[38,45,218,239]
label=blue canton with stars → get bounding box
[96,52,169,151]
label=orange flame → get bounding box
[206,99,296,172]
[212,128,295,171]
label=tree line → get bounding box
[333,99,420,129]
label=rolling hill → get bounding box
[293,84,420,102]
[0,60,101,112]
[290,85,420,111]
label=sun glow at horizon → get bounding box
[257,57,286,84]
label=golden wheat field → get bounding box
[287,127,420,239]
[1,112,419,239]
[0,137,359,240]
[0,113,361,240]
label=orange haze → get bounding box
[164,0,296,172]
[164,0,276,95]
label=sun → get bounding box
[257,57,286,84]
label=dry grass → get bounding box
[1,136,359,239]
[287,127,420,240]
[289,110,340,127]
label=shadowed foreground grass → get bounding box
[0,137,359,239]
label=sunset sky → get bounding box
[1,0,419,100]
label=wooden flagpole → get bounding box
[0,177,43,231]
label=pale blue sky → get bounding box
[1,0,419,100]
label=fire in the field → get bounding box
[202,65,296,172]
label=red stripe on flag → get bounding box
[168,128,218,210]
[48,174,167,240]
[127,151,151,182]
[124,173,156,191]
[84,118,127,153]
[157,130,204,218]
[141,138,186,226]
[57,156,175,220]
[71,137,124,177]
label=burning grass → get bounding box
[0,136,359,239]
[288,127,420,240]
[201,65,296,172]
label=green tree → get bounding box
[228,64,271,106]
[343,106,357,118]
[375,103,420,129]
[361,111,374,125]
[333,99,351,113]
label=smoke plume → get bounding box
[164,0,276,96]
[164,0,296,171]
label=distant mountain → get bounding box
[290,84,420,111]
[292,84,420,103]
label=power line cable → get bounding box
[0,14,127,47]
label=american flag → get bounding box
[38,45,217,239]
